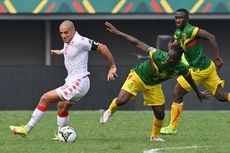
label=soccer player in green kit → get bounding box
[100,22,209,142]
[160,8,230,135]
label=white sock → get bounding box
[26,105,47,133]
[57,114,69,131]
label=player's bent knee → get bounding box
[40,93,52,105]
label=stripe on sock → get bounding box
[37,104,48,112]
[58,112,69,117]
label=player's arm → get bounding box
[51,49,64,55]
[183,73,209,102]
[105,21,155,53]
[197,29,223,70]
[94,42,118,81]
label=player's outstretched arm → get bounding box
[51,49,63,55]
[105,21,154,53]
[183,73,210,102]
[96,43,118,81]
[197,29,223,70]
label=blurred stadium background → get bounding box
[0,0,230,110]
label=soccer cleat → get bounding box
[150,137,165,142]
[10,125,27,137]
[52,131,59,141]
[160,126,177,135]
[100,109,113,124]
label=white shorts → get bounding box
[56,76,90,103]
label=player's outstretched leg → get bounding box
[100,98,117,124]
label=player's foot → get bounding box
[100,109,113,124]
[10,125,27,137]
[52,131,58,141]
[150,137,165,142]
[160,126,177,135]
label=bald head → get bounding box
[59,20,76,43]
[60,20,75,30]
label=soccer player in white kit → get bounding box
[10,20,118,138]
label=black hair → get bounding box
[176,8,189,19]
[172,45,184,59]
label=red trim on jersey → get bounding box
[186,39,201,49]
[58,111,69,117]
[37,104,48,112]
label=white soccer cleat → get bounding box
[100,109,113,124]
[150,137,165,142]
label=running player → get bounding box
[100,22,209,142]
[10,20,118,138]
[160,8,229,135]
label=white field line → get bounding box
[144,145,211,153]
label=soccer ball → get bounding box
[58,126,77,143]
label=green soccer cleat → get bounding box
[160,126,177,135]
[10,125,27,137]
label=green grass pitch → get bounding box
[1,111,230,153]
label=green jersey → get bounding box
[133,48,189,85]
[174,23,211,70]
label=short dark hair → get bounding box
[176,8,189,19]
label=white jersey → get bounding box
[62,32,95,81]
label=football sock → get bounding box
[151,118,163,138]
[109,98,118,113]
[227,93,230,102]
[26,104,48,133]
[57,112,69,131]
[169,102,183,130]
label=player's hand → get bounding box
[105,22,119,35]
[107,65,118,81]
[51,50,62,55]
[214,57,224,71]
[198,90,211,102]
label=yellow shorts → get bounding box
[177,61,224,95]
[121,71,165,106]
